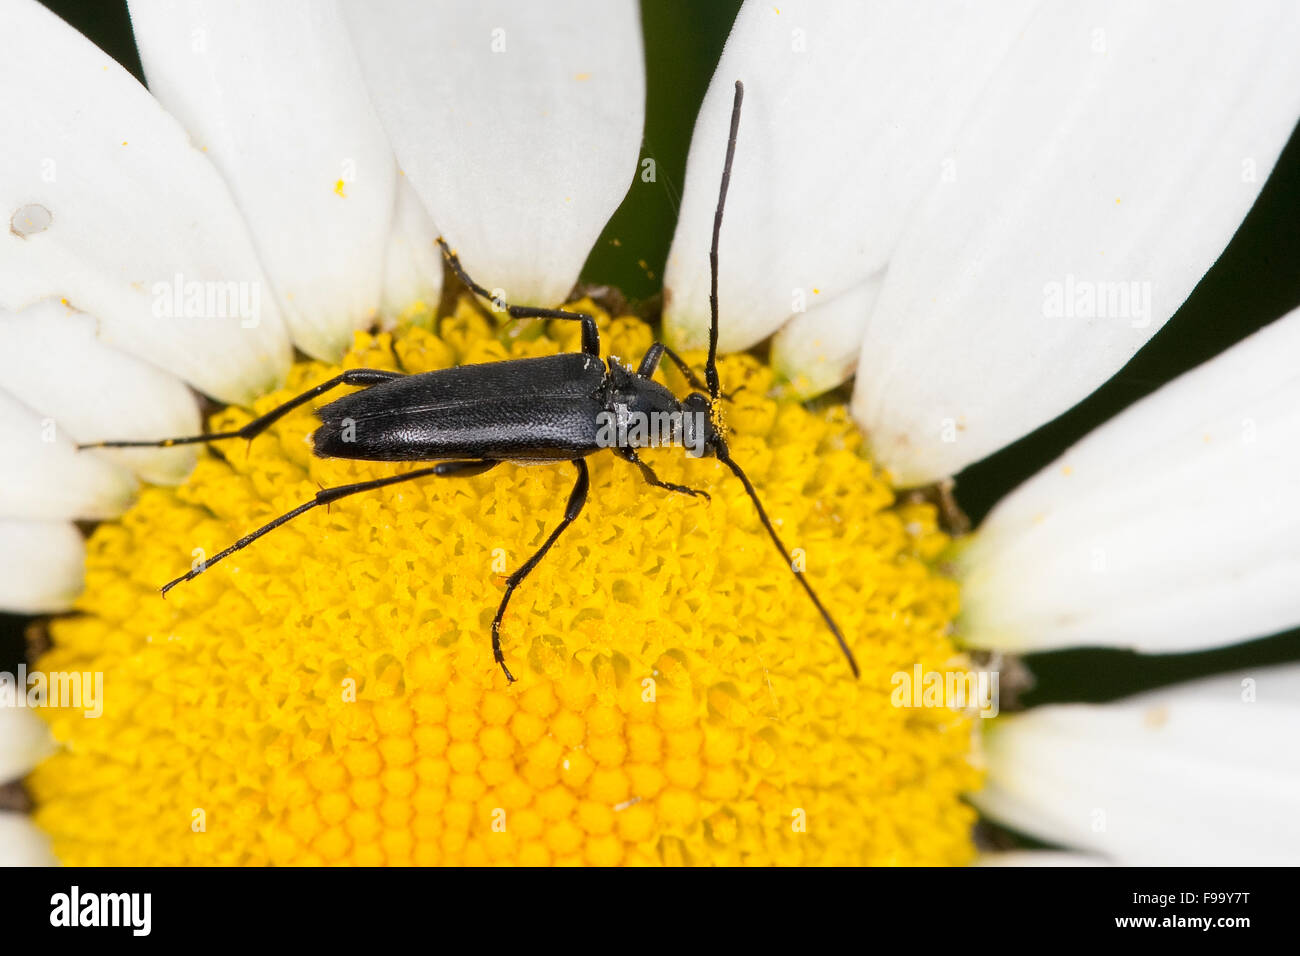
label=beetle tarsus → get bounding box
[496,654,517,685]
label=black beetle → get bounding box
[83,81,859,683]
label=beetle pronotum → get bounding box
[83,81,859,683]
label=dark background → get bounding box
[5,0,1299,849]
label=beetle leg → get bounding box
[436,237,601,357]
[77,368,405,451]
[615,447,710,501]
[635,343,709,391]
[431,459,500,478]
[158,461,498,595]
[635,343,741,401]
[491,459,590,683]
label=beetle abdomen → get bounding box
[312,352,606,462]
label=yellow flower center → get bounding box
[29,299,980,865]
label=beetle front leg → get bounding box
[437,237,601,357]
[635,343,742,400]
[491,458,590,683]
[636,342,710,392]
[615,447,710,500]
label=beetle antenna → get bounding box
[706,80,744,403]
[715,444,860,678]
[700,82,854,675]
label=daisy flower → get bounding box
[1,0,1298,865]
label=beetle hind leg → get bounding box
[490,458,590,683]
[76,368,405,452]
[158,460,497,594]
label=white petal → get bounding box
[0,390,136,521]
[974,851,1108,867]
[771,275,882,397]
[850,1,1300,484]
[0,812,58,866]
[0,705,55,785]
[380,175,444,320]
[128,0,404,359]
[959,306,1300,655]
[0,301,200,484]
[974,665,1300,865]
[0,0,291,404]
[0,520,86,613]
[344,0,645,306]
[665,0,1036,355]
